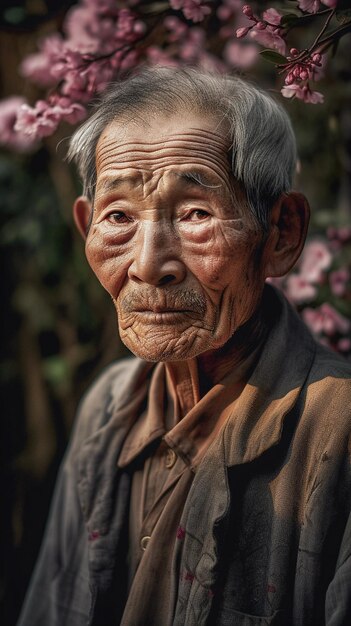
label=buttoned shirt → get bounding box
[118,346,262,625]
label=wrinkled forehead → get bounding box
[95,112,232,186]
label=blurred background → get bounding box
[0,1,350,624]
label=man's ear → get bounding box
[264,191,310,278]
[73,195,93,240]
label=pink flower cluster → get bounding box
[1,0,147,146]
[0,0,345,148]
[24,2,145,99]
[297,0,337,14]
[235,2,339,104]
[302,305,350,353]
[284,50,322,85]
[0,97,35,152]
[280,48,324,103]
[14,97,87,139]
[236,5,287,56]
[285,240,332,303]
[268,233,351,355]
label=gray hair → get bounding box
[67,67,297,231]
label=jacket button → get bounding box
[140,536,151,551]
[165,448,177,469]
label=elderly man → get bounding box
[18,68,351,626]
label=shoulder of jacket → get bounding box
[301,343,351,442]
[71,356,149,445]
[307,342,351,397]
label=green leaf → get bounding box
[280,13,300,28]
[259,50,287,65]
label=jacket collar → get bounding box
[222,285,316,466]
[77,358,154,530]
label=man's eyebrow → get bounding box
[175,171,222,190]
[97,174,140,191]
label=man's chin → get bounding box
[120,334,213,363]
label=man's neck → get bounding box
[165,306,269,419]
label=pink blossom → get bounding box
[64,6,103,50]
[302,87,324,103]
[297,0,320,12]
[285,274,317,304]
[50,47,84,82]
[224,40,258,69]
[47,96,87,125]
[14,97,86,140]
[14,101,59,138]
[299,240,332,282]
[329,268,350,297]
[303,303,350,337]
[281,83,324,104]
[249,26,287,55]
[20,34,64,87]
[24,3,145,107]
[263,8,282,26]
[0,97,36,151]
[236,27,250,38]
[298,1,337,13]
[170,0,211,23]
[21,52,55,87]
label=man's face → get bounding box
[84,112,269,361]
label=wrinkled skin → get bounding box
[74,112,307,364]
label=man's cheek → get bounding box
[85,229,129,298]
[182,234,243,290]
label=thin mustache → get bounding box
[120,289,206,315]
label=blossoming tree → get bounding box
[1,0,351,145]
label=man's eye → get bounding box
[187,209,210,221]
[107,211,131,224]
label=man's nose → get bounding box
[127,221,186,287]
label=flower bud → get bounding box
[312,53,322,64]
[242,5,253,18]
[290,48,299,57]
[293,66,301,78]
[236,26,250,38]
[255,21,267,30]
[300,69,309,81]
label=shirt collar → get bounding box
[118,321,265,469]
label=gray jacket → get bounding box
[18,288,351,625]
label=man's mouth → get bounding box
[119,288,207,317]
[133,308,195,322]
[134,307,193,313]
